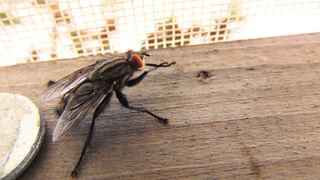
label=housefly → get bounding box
[42,50,175,177]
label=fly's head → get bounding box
[127,50,150,70]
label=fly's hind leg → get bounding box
[70,93,113,177]
[115,88,168,124]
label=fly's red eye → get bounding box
[131,54,144,68]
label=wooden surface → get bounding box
[1,33,320,179]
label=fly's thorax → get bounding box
[88,58,131,81]
[88,58,136,89]
[101,62,132,81]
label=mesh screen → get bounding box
[1,0,319,66]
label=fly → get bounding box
[42,51,175,177]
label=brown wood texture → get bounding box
[1,33,320,179]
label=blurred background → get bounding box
[0,0,319,66]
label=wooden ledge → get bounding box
[1,33,320,179]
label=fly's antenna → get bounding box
[126,49,133,60]
[142,52,150,56]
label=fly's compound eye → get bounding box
[130,54,145,69]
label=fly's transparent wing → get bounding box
[41,64,96,100]
[52,81,114,142]
[41,54,121,100]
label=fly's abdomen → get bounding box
[56,93,70,116]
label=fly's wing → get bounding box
[41,54,122,100]
[52,81,114,142]
[41,63,96,100]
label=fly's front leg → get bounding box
[145,61,176,68]
[126,61,175,87]
[115,88,168,124]
[126,71,149,87]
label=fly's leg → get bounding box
[145,61,176,68]
[115,88,168,124]
[125,71,149,87]
[70,93,113,177]
[126,61,175,87]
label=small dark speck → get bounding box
[246,67,255,71]
[313,105,320,108]
[204,49,219,55]
[197,71,211,79]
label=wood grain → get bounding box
[1,33,320,179]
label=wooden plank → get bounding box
[1,33,320,179]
